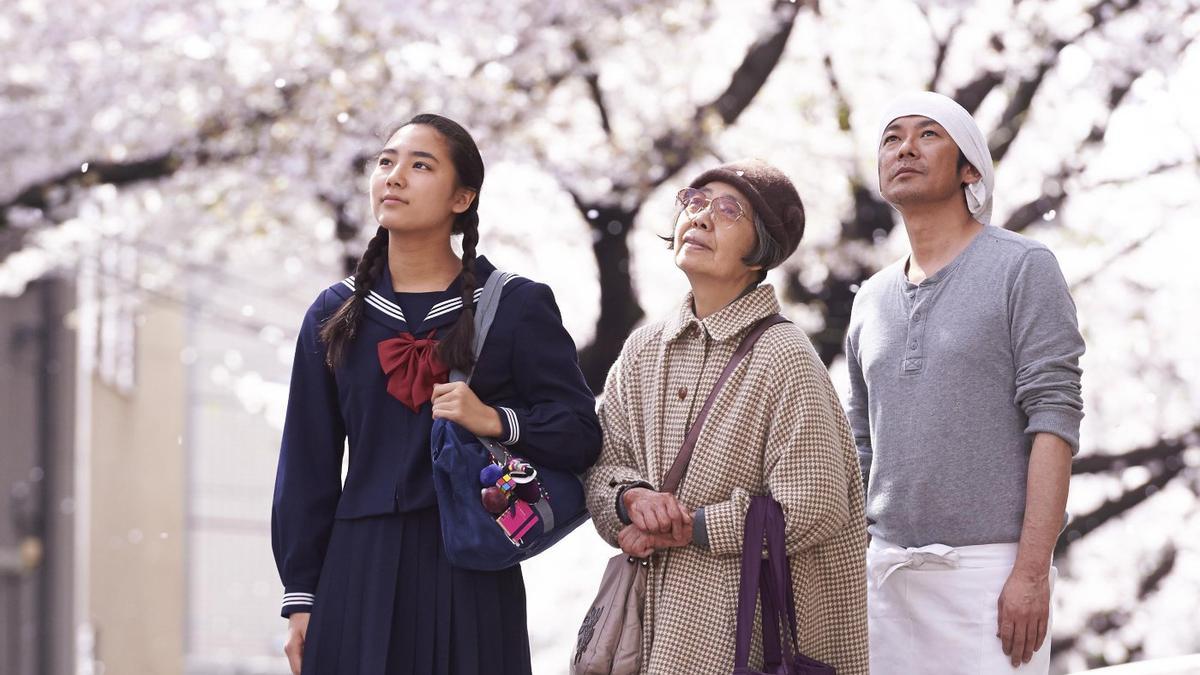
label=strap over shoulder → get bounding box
[660,313,790,494]
[449,269,513,384]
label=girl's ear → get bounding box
[451,187,477,215]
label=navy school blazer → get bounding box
[271,255,602,616]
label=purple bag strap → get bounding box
[759,558,785,670]
[661,314,788,493]
[733,497,769,669]
[735,497,804,673]
[763,500,801,664]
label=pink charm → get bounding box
[496,499,539,544]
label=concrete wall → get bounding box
[86,298,186,675]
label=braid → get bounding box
[437,210,480,372]
[319,227,389,367]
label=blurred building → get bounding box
[1,274,77,675]
[0,232,304,675]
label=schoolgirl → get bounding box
[272,114,601,674]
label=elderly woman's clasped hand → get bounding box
[617,488,694,557]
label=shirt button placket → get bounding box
[903,297,925,374]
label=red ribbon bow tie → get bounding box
[377,331,450,412]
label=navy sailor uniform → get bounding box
[271,255,601,674]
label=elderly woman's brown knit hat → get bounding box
[688,159,806,268]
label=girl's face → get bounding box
[369,124,475,235]
[672,181,761,285]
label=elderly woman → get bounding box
[583,160,869,674]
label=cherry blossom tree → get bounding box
[2,0,1198,669]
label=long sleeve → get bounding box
[493,281,601,473]
[701,339,854,558]
[487,279,600,473]
[1008,249,1085,453]
[584,342,651,548]
[844,307,872,490]
[271,294,346,617]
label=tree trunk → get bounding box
[576,204,643,392]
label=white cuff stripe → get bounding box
[499,407,520,445]
[282,593,314,605]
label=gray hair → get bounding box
[742,212,785,277]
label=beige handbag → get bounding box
[570,314,787,675]
[571,553,648,674]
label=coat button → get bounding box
[677,387,688,400]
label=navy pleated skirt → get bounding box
[301,506,532,675]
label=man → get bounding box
[845,91,1084,673]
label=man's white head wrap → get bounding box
[876,91,995,225]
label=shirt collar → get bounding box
[333,255,498,334]
[408,255,498,334]
[661,284,782,344]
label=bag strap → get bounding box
[735,496,801,671]
[762,498,801,666]
[449,269,512,385]
[445,270,561,535]
[446,270,514,469]
[759,559,785,670]
[732,496,770,669]
[660,313,788,494]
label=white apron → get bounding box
[867,537,1056,675]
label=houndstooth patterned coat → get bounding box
[584,285,869,674]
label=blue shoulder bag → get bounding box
[430,270,590,570]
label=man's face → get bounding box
[877,116,980,209]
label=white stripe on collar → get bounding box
[341,279,406,322]
[424,274,522,315]
[427,287,485,318]
[341,274,520,324]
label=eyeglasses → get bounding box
[675,187,747,226]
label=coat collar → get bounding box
[330,255,500,334]
[661,283,781,344]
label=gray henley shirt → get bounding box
[845,226,1084,548]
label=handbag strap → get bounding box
[449,269,512,385]
[759,558,785,670]
[735,496,801,671]
[660,313,788,493]
[762,498,801,665]
[444,270,560,535]
[733,496,770,669]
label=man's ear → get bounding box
[451,187,477,215]
[961,162,982,186]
